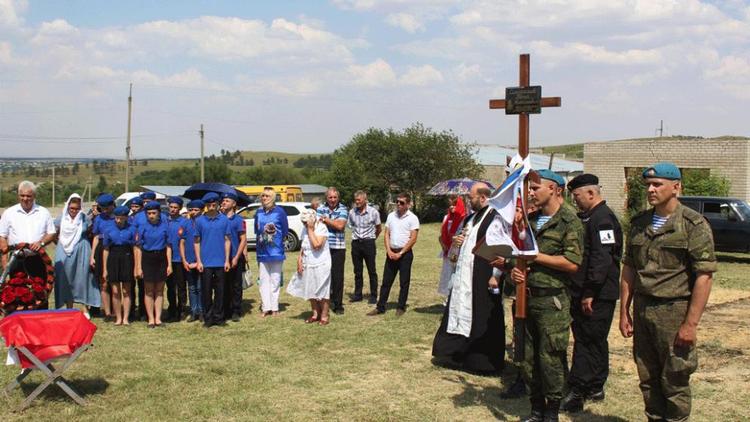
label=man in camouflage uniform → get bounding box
[510,169,584,422]
[620,162,716,422]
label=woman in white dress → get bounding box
[290,209,331,325]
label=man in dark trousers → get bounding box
[561,174,623,413]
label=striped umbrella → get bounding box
[427,178,496,196]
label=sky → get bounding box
[0,0,748,159]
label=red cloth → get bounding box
[0,309,96,368]
[440,197,467,256]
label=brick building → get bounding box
[584,137,750,215]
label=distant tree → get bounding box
[97,175,108,193]
[72,162,79,175]
[248,158,255,166]
[328,123,483,218]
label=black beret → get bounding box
[567,173,599,191]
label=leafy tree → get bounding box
[682,170,730,197]
[328,123,483,219]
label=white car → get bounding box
[238,202,311,252]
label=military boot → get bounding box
[560,389,585,413]
[520,397,545,422]
[587,388,605,402]
[544,400,560,422]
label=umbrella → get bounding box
[427,178,496,196]
[183,182,253,206]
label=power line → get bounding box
[0,130,194,142]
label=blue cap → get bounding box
[642,162,681,180]
[113,206,130,216]
[144,201,161,210]
[187,199,205,209]
[96,193,114,207]
[202,192,220,203]
[221,192,238,201]
[168,196,184,206]
[129,197,143,206]
[140,191,156,200]
[536,169,566,188]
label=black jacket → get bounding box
[571,200,622,301]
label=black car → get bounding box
[678,196,750,252]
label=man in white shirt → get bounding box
[0,180,56,269]
[368,193,419,317]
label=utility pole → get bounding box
[200,124,205,183]
[125,83,133,192]
[656,120,664,137]
[51,166,56,208]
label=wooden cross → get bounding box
[489,53,561,158]
[488,53,561,361]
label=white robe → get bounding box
[446,209,490,338]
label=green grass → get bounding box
[0,223,748,421]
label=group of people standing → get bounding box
[432,162,715,422]
[287,187,420,324]
[0,164,716,420]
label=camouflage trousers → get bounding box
[521,292,571,401]
[634,295,698,422]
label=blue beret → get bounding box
[144,201,160,210]
[221,192,238,201]
[187,199,205,209]
[168,196,184,206]
[202,192,220,203]
[113,206,130,216]
[129,197,143,206]
[642,162,681,180]
[140,191,156,200]
[96,193,114,207]
[536,169,566,188]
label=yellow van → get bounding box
[235,185,304,203]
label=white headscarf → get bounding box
[59,193,84,256]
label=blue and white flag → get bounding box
[486,154,538,257]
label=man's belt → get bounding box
[635,293,689,305]
[527,286,564,297]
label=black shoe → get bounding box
[587,389,605,402]
[521,397,546,422]
[560,390,584,413]
[520,410,544,422]
[186,314,198,323]
[500,375,527,399]
[139,315,148,322]
[368,295,377,304]
[333,308,345,315]
[231,313,240,322]
[203,321,213,328]
[350,295,363,303]
[544,400,560,422]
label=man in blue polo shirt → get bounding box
[166,196,189,322]
[221,192,247,322]
[90,192,115,320]
[194,192,231,327]
[317,187,348,315]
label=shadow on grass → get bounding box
[413,304,445,315]
[241,298,256,315]
[568,410,630,422]
[716,253,750,264]
[447,374,524,421]
[15,376,109,407]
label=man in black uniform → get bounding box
[561,174,623,413]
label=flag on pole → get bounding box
[486,154,538,257]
